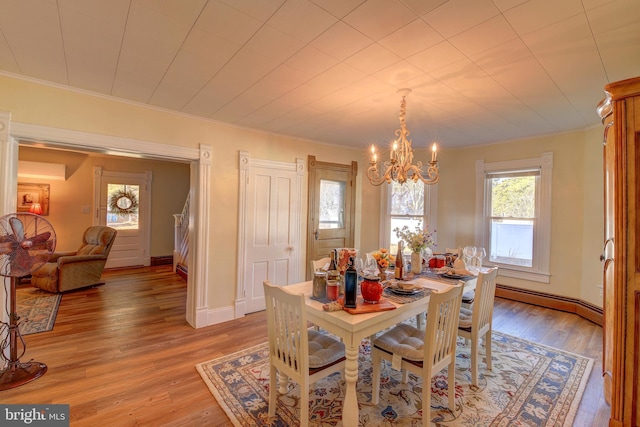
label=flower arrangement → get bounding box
[335,248,358,274]
[371,248,395,271]
[393,222,436,253]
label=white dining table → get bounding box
[285,275,475,427]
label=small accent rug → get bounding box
[16,286,62,335]
[196,331,593,426]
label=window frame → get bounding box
[475,152,552,283]
[380,181,438,252]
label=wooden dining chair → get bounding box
[457,267,499,386]
[263,281,345,426]
[310,257,330,273]
[371,283,463,427]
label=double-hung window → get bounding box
[381,180,437,254]
[476,153,552,282]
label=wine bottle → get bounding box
[327,249,339,281]
[395,241,404,280]
[344,256,357,308]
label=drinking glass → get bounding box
[365,257,378,274]
[476,247,486,268]
[463,246,476,268]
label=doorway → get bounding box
[94,169,152,269]
[4,121,208,328]
[306,155,357,279]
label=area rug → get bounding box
[196,331,593,426]
[16,286,62,335]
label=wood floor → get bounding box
[3,266,609,426]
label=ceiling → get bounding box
[0,0,638,151]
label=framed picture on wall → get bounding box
[17,183,50,215]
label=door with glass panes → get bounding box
[306,156,357,279]
[94,168,151,269]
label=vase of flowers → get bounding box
[394,222,436,274]
[371,248,395,280]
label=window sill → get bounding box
[487,264,550,284]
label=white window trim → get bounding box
[475,152,552,283]
[379,183,438,250]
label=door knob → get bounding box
[314,229,319,240]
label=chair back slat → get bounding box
[264,281,308,377]
[473,268,499,335]
[424,284,463,368]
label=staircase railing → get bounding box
[173,194,189,275]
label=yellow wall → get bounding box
[18,146,190,256]
[433,127,604,307]
[0,75,374,314]
[0,74,604,317]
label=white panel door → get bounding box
[244,166,297,314]
[95,169,151,269]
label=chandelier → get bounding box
[367,89,439,186]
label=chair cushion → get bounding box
[373,323,424,362]
[77,227,116,256]
[458,307,473,331]
[307,330,345,369]
[461,290,475,304]
[30,262,60,293]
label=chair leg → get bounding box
[471,336,479,386]
[372,350,381,405]
[448,361,456,414]
[422,375,431,427]
[416,313,424,329]
[300,382,310,427]
[268,365,277,417]
[485,330,492,371]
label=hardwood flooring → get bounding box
[3,266,609,426]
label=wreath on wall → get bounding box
[109,189,139,217]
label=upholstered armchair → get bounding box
[31,226,117,293]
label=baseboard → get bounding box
[176,264,187,281]
[150,256,173,266]
[495,284,603,326]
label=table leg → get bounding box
[342,344,359,426]
[277,371,288,394]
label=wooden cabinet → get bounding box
[598,76,640,427]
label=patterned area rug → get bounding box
[196,331,593,426]
[16,286,62,335]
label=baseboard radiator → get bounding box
[495,284,603,326]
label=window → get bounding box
[106,184,139,230]
[476,153,552,283]
[381,180,437,254]
[318,179,345,229]
[487,171,536,267]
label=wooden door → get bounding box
[306,156,357,279]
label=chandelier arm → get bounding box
[366,163,386,186]
[405,163,439,185]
